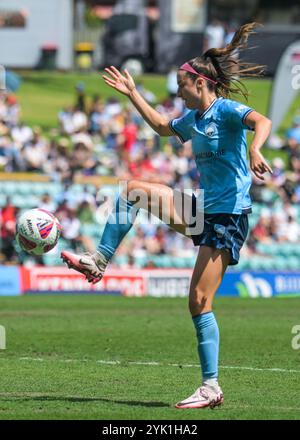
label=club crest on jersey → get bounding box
[205,122,217,137]
[37,220,54,239]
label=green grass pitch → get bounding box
[0,295,299,420]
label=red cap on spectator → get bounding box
[6,94,17,105]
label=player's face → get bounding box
[176,71,202,109]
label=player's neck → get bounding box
[198,94,217,113]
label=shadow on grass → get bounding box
[0,395,170,408]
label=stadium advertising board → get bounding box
[20,267,193,296]
[218,272,300,298]
[20,267,145,296]
[0,266,20,296]
[0,266,299,297]
[146,270,192,297]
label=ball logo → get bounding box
[26,219,34,235]
[205,122,217,137]
[37,220,54,239]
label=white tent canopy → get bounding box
[268,40,300,134]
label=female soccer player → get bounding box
[62,23,272,409]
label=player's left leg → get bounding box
[176,245,230,409]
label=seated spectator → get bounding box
[128,226,147,258]
[44,138,71,181]
[95,195,114,225]
[39,193,56,213]
[58,106,75,135]
[251,216,272,243]
[166,66,178,99]
[89,101,105,135]
[21,126,49,172]
[119,110,138,162]
[136,80,157,104]
[11,121,32,148]
[77,200,95,224]
[70,142,97,176]
[269,157,286,187]
[75,82,86,113]
[4,94,20,128]
[60,208,95,253]
[285,115,300,146]
[277,214,300,242]
[145,226,167,255]
[120,254,138,269]
[0,197,19,263]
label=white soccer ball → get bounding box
[16,208,62,255]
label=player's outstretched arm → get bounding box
[245,110,273,180]
[102,66,173,137]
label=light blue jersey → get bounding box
[170,97,254,214]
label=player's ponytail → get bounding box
[183,22,265,100]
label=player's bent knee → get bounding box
[189,289,212,315]
[124,179,138,196]
[123,180,146,207]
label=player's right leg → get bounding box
[175,246,230,409]
[61,180,193,283]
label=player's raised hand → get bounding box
[249,150,273,180]
[102,66,136,97]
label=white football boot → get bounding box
[61,250,109,284]
[175,385,224,409]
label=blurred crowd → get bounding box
[1,77,300,266]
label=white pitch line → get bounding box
[219,365,300,374]
[10,357,300,374]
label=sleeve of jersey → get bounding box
[225,100,255,131]
[169,112,193,143]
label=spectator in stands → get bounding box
[89,100,105,135]
[70,142,97,176]
[119,254,138,269]
[77,200,95,224]
[11,121,32,148]
[277,214,300,243]
[60,208,95,253]
[136,80,157,104]
[95,194,114,225]
[44,138,71,181]
[0,197,19,263]
[4,94,20,128]
[166,66,178,99]
[127,226,147,258]
[285,115,300,147]
[291,176,300,203]
[224,22,239,76]
[252,216,272,243]
[58,106,75,135]
[145,225,167,255]
[21,126,49,172]
[119,110,138,162]
[269,157,286,188]
[39,193,56,213]
[203,19,225,52]
[75,82,86,113]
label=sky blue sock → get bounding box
[192,312,219,380]
[98,195,139,260]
